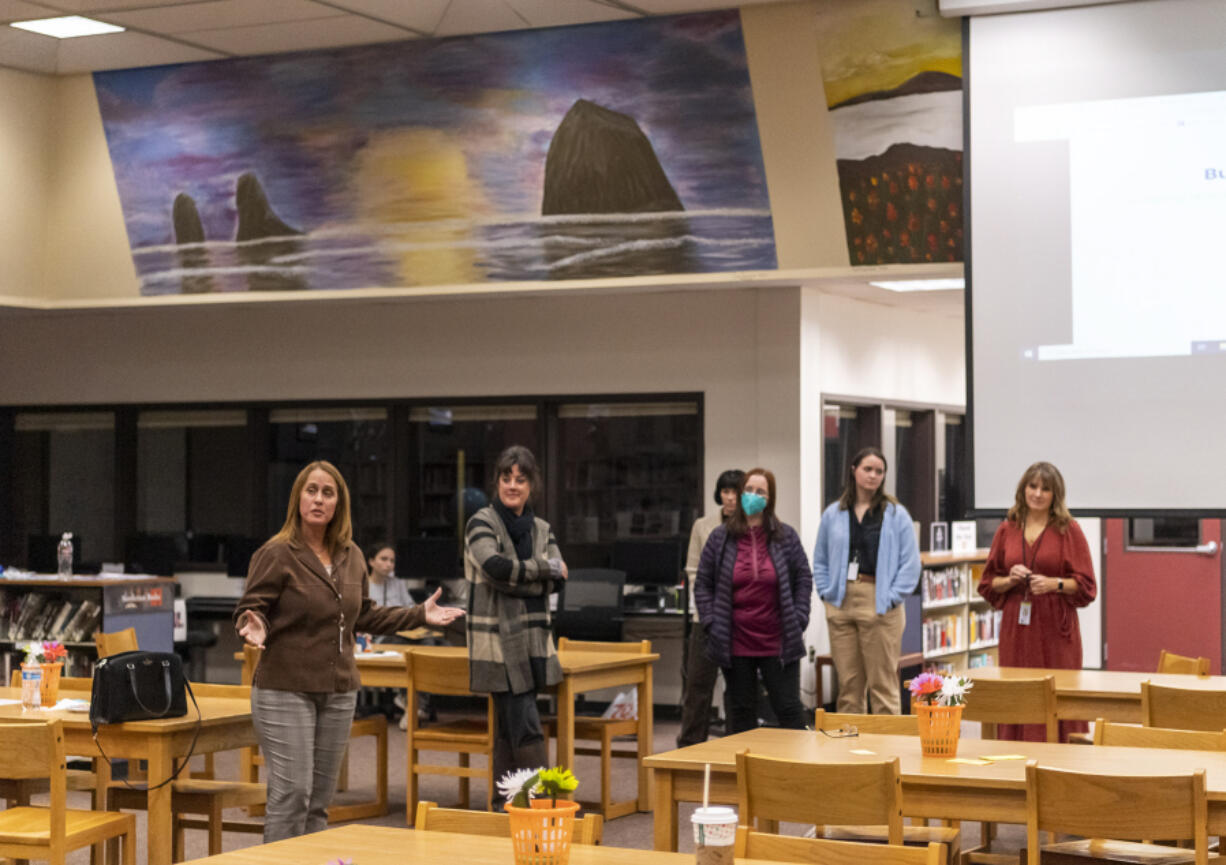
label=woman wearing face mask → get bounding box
[694,467,812,734]
[977,461,1095,742]
[464,444,567,781]
[814,447,921,715]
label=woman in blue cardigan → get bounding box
[694,467,812,734]
[813,447,920,714]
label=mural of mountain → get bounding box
[542,99,683,215]
[235,173,301,242]
[830,71,962,110]
[172,193,205,245]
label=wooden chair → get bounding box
[0,718,137,865]
[1024,760,1212,865]
[736,750,959,865]
[106,681,267,860]
[814,709,919,736]
[414,800,603,844]
[962,675,1058,742]
[93,627,138,658]
[1143,681,1226,732]
[2,674,101,807]
[406,648,495,824]
[549,638,651,820]
[735,826,945,865]
[1159,650,1212,677]
[1094,719,1226,751]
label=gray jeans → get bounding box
[252,686,358,842]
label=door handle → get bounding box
[1195,540,1219,556]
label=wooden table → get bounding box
[644,727,1226,851]
[1,685,256,865]
[180,824,771,865]
[971,666,1226,722]
[237,643,659,812]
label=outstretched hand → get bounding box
[422,587,465,627]
[237,610,266,648]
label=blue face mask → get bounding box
[741,491,767,516]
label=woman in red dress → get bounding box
[977,461,1096,742]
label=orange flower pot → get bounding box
[40,662,63,707]
[916,703,963,757]
[505,799,580,865]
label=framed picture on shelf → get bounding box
[930,521,949,552]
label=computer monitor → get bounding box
[125,533,187,577]
[396,537,460,581]
[610,538,684,586]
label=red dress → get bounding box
[977,519,1097,742]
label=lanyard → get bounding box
[1021,523,1049,596]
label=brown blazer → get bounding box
[234,538,425,693]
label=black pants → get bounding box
[677,623,723,747]
[723,656,807,734]
[491,689,549,782]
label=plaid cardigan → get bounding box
[464,505,564,694]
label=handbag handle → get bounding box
[92,679,202,792]
[126,659,174,718]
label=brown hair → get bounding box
[491,444,542,506]
[1006,461,1072,531]
[837,446,899,515]
[270,460,353,557]
[727,467,778,542]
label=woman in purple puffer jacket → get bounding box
[694,467,813,734]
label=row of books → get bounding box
[969,608,1003,646]
[923,613,961,655]
[0,591,102,643]
[921,564,970,604]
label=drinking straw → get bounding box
[702,762,711,809]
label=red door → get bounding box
[1103,519,1223,673]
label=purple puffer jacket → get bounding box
[693,520,813,669]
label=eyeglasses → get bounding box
[819,725,859,738]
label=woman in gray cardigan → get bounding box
[464,445,568,783]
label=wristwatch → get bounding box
[1057,579,1064,592]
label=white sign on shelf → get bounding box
[951,520,978,555]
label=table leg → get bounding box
[145,740,174,865]
[637,665,654,811]
[557,677,575,772]
[652,767,677,851]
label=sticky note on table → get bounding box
[849,749,877,755]
[980,754,1027,761]
[947,757,991,766]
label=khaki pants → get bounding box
[825,580,906,714]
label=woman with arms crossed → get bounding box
[814,447,920,714]
[977,461,1096,742]
[694,467,812,734]
[464,445,567,780]
[235,461,463,841]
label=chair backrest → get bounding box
[240,644,262,685]
[556,637,651,655]
[556,569,626,642]
[1141,681,1226,731]
[406,648,485,698]
[94,627,139,658]
[736,750,903,843]
[1094,719,1226,751]
[187,681,251,699]
[962,676,1058,742]
[735,827,942,865]
[7,671,93,691]
[1158,649,1211,677]
[414,800,603,844]
[815,709,919,736]
[1024,761,1208,865]
[0,719,68,837]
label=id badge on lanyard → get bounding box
[1019,526,1046,627]
[1018,601,1032,626]
[847,548,860,582]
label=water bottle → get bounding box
[57,532,73,578]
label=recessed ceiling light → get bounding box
[869,278,965,292]
[11,16,125,39]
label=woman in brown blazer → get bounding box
[235,460,462,842]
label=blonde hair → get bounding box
[1006,461,1072,531]
[271,460,353,556]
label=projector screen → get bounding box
[968,0,1226,512]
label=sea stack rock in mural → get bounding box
[542,99,683,215]
[172,193,205,245]
[235,172,301,241]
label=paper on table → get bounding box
[53,698,90,713]
[354,650,400,658]
[849,749,877,755]
[947,757,992,766]
[0,698,21,706]
[980,754,1028,761]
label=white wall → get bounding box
[0,67,54,299]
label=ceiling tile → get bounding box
[104,0,328,35]
[0,0,62,23]
[0,24,58,73]
[432,0,531,37]
[507,0,634,29]
[55,28,222,73]
[324,0,449,35]
[20,0,200,12]
[181,13,412,55]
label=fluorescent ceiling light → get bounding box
[11,16,124,38]
[869,278,965,292]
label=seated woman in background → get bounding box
[978,460,1096,742]
[694,467,812,734]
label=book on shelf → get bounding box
[968,608,1003,646]
[922,614,961,655]
[921,564,967,604]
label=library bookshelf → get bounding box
[919,549,998,675]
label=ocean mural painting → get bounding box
[92,12,776,296]
[814,0,963,265]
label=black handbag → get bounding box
[90,650,202,790]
